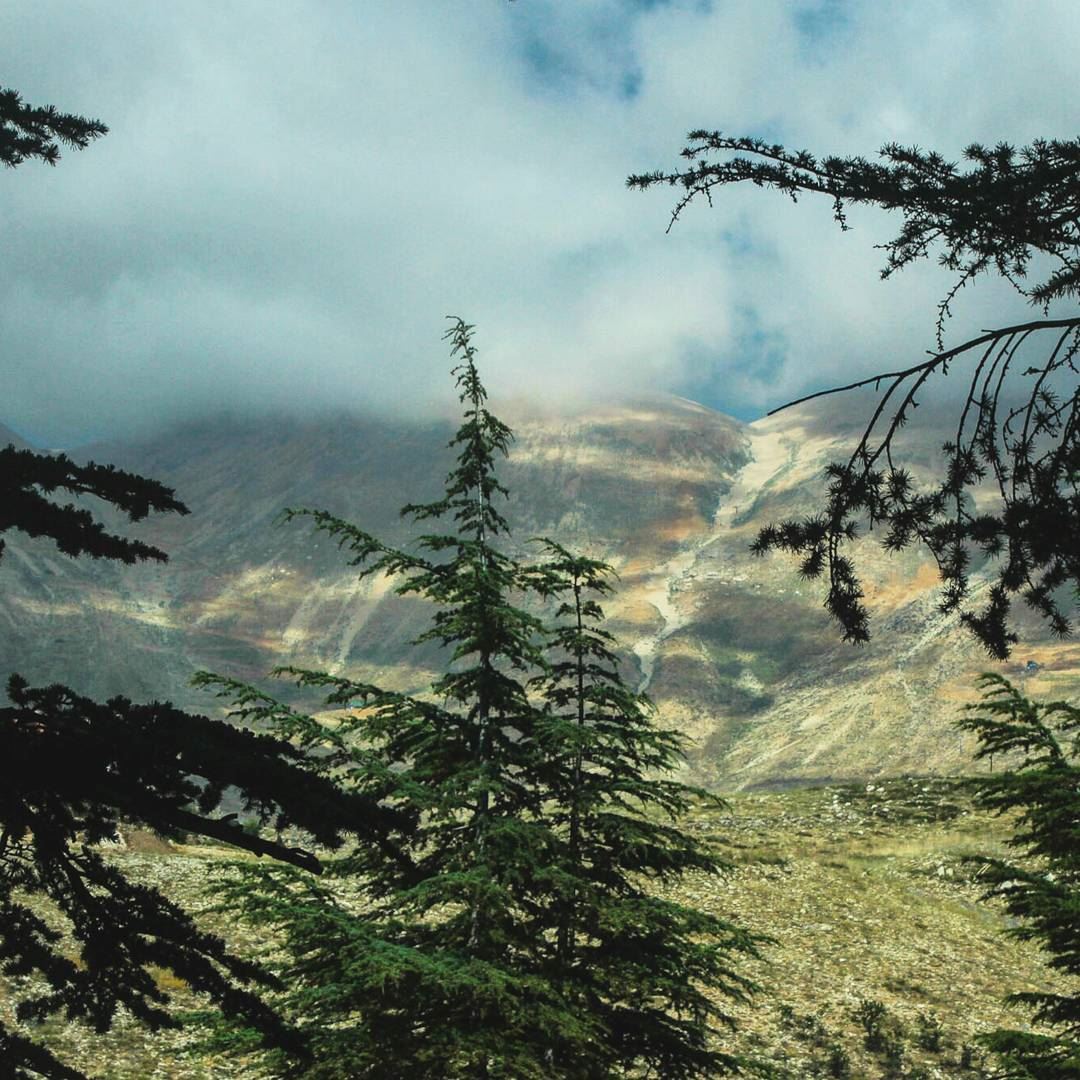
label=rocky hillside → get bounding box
[1,393,1076,790]
[636,394,1079,789]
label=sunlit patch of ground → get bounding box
[864,560,945,611]
[2,779,1065,1079]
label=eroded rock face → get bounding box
[1,394,1076,790]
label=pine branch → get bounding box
[0,87,107,169]
[0,446,189,564]
[632,132,1080,655]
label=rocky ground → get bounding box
[2,776,1067,1079]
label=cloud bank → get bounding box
[2,0,1076,444]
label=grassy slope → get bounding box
[2,778,1068,1079]
[694,777,1065,1077]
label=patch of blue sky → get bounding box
[715,223,785,281]
[626,0,713,13]
[518,32,581,94]
[751,119,797,147]
[675,312,790,420]
[717,227,758,259]
[511,6,647,102]
[737,323,788,387]
[793,0,851,59]
[620,68,643,100]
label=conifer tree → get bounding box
[527,540,762,1076]
[0,86,106,168]
[199,319,761,1078]
[198,317,568,1077]
[0,676,410,1079]
[630,134,1080,657]
[957,675,1080,1078]
[0,477,414,1078]
[0,476,409,1079]
[0,84,408,1077]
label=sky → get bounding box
[2,0,1078,446]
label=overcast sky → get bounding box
[2,0,1077,445]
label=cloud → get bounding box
[0,0,1074,445]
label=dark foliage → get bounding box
[0,84,186,570]
[525,540,762,1076]
[958,674,1080,1077]
[1,691,311,1068]
[0,84,399,1076]
[0,675,415,1078]
[0,444,189,564]
[0,86,106,169]
[0,435,402,1077]
[630,134,1080,657]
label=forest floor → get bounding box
[1,776,1065,1078]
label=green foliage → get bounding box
[525,539,763,1075]
[775,1003,831,1055]
[846,999,911,1075]
[0,444,189,564]
[631,133,1080,657]
[958,674,1080,1078]
[0,94,398,1074]
[914,1011,944,1053]
[880,1031,905,1077]
[959,1042,984,1070]
[200,319,762,1078]
[852,998,889,1053]
[0,407,379,1080]
[0,675,411,1078]
[0,155,342,1072]
[824,1042,850,1078]
[842,996,913,1076]
[0,86,106,168]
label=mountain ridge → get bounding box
[1,392,1076,790]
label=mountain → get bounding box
[0,394,1076,790]
[0,422,34,450]
[637,394,1079,788]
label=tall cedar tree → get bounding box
[526,540,762,1076]
[630,135,1080,658]
[197,319,760,1078]
[0,86,406,1079]
[957,675,1080,1079]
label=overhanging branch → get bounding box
[767,317,1080,417]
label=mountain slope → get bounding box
[0,394,1075,789]
[636,395,1080,787]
